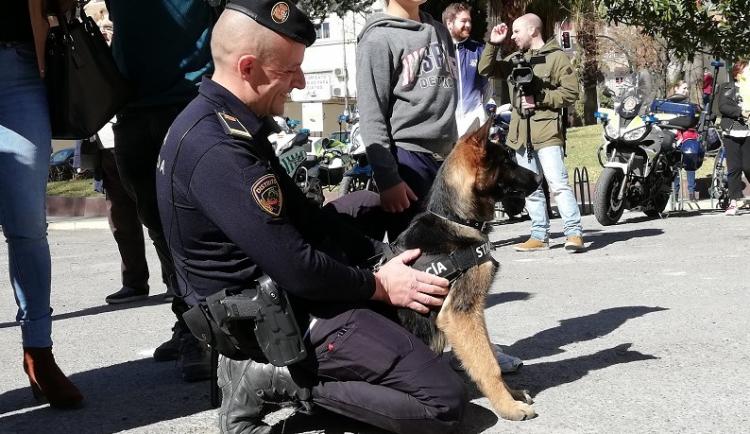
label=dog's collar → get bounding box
[378,241,497,282]
[428,210,488,232]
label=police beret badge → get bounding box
[271,2,290,24]
[226,0,316,46]
[252,174,283,217]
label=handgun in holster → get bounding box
[183,275,307,367]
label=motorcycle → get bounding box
[269,118,325,206]
[339,121,376,196]
[593,72,705,225]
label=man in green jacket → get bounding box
[479,13,585,253]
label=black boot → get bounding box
[217,356,312,434]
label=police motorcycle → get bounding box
[593,73,705,225]
[339,120,376,196]
[269,117,325,206]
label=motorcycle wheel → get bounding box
[594,167,625,226]
[643,192,670,218]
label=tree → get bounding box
[601,0,750,61]
[569,0,601,125]
[298,0,376,21]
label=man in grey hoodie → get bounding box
[356,0,458,238]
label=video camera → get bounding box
[508,51,546,162]
[509,51,547,92]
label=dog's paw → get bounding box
[499,401,536,421]
[508,388,533,404]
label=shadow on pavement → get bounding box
[491,234,528,249]
[485,292,533,309]
[512,343,657,396]
[446,306,665,405]
[583,228,664,252]
[275,402,498,434]
[505,306,668,361]
[0,295,170,330]
[0,358,211,434]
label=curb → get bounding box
[48,217,110,231]
[47,195,107,218]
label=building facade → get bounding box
[286,2,386,138]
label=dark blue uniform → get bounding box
[156,77,466,434]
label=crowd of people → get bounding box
[1,0,748,432]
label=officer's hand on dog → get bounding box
[489,23,508,45]
[380,181,418,213]
[372,249,450,314]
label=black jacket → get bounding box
[718,81,747,132]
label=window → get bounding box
[315,22,330,40]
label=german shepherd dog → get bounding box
[393,119,540,421]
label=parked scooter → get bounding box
[306,136,351,190]
[339,121,376,196]
[269,117,324,206]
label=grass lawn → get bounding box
[47,178,103,198]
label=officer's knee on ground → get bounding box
[431,367,469,428]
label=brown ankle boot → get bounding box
[23,347,83,409]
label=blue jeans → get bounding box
[516,145,583,240]
[0,43,53,348]
[673,170,696,195]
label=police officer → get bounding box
[478,13,585,253]
[154,2,467,433]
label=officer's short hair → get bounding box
[442,3,471,26]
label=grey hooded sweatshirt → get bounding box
[356,11,458,191]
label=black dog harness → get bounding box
[377,212,498,282]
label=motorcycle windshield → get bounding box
[617,71,655,118]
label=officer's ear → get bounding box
[237,54,258,80]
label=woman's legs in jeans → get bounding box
[0,41,82,410]
[0,43,53,348]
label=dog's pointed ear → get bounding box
[474,117,493,148]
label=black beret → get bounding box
[226,0,317,47]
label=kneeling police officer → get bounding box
[155,2,467,433]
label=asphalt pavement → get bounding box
[1,203,749,433]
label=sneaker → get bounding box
[105,286,149,304]
[178,332,212,382]
[153,321,184,362]
[738,199,749,209]
[725,200,738,216]
[564,235,585,253]
[513,237,549,252]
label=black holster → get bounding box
[183,276,307,366]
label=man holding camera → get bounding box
[478,13,584,253]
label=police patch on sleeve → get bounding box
[251,174,283,217]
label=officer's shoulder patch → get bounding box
[251,174,283,217]
[216,111,253,140]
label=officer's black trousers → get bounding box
[304,308,467,434]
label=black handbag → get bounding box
[45,6,133,140]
